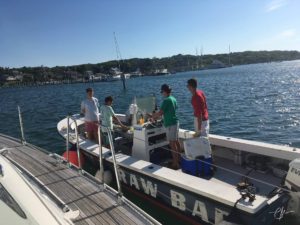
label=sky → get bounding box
[0,0,300,68]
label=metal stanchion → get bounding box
[105,127,122,197]
[97,123,104,183]
[66,116,70,164]
[17,106,26,145]
[69,117,81,169]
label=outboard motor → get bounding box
[285,158,300,216]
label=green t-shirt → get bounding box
[100,105,115,130]
[160,95,178,127]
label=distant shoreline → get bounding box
[1,50,300,88]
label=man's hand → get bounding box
[148,117,155,123]
[121,124,129,131]
[193,131,201,138]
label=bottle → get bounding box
[139,115,144,124]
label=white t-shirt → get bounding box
[81,97,99,122]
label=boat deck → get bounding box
[0,134,158,225]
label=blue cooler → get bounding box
[196,156,212,177]
[181,155,197,176]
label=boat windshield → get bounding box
[136,96,156,114]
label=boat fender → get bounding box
[95,170,113,184]
[62,150,85,167]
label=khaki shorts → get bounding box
[165,123,179,141]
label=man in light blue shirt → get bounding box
[100,96,127,146]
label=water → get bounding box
[1,60,300,224]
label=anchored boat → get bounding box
[57,96,300,225]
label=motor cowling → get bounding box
[285,158,300,191]
[285,158,300,216]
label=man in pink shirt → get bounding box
[187,78,209,137]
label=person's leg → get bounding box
[174,123,182,153]
[85,122,93,140]
[176,141,182,153]
[165,125,179,169]
[92,122,99,143]
[201,120,209,137]
[169,124,181,169]
[169,141,179,168]
[194,117,200,132]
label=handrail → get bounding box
[102,126,122,197]
[17,106,26,145]
[97,124,104,184]
[66,116,70,163]
[67,116,82,169]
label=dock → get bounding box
[0,134,160,225]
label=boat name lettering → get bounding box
[118,169,157,198]
[119,169,229,222]
[291,167,300,176]
[171,190,209,223]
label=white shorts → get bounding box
[194,118,209,137]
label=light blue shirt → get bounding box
[81,97,99,122]
[100,105,115,130]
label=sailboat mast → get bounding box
[200,46,203,68]
[195,47,199,70]
[228,44,231,66]
[113,32,126,90]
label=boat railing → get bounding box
[17,106,26,145]
[66,115,82,169]
[97,121,104,186]
[66,116,122,197]
[101,125,123,198]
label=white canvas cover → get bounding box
[183,136,212,159]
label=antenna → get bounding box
[195,47,199,70]
[200,46,203,68]
[113,32,122,69]
[113,32,126,90]
[18,106,26,145]
[228,44,231,66]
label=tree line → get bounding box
[1,50,300,85]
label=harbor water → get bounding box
[1,60,300,224]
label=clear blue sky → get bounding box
[1,0,300,68]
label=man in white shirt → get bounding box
[81,87,99,142]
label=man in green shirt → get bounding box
[151,84,181,169]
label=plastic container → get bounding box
[196,156,212,177]
[181,155,197,176]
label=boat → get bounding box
[130,69,143,78]
[57,96,300,225]
[105,67,122,81]
[0,132,160,225]
[152,69,170,76]
[208,60,227,69]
